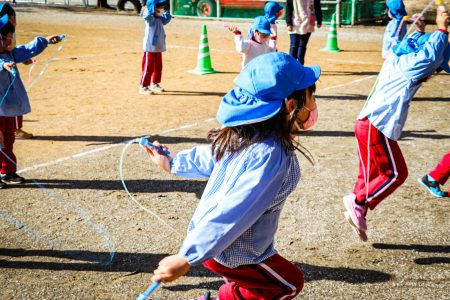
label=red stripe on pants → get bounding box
[203,254,304,300]
[14,115,23,130]
[353,118,408,210]
[0,116,17,174]
[429,152,450,186]
[140,52,163,87]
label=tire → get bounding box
[196,0,216,17]
[117,0,142,13]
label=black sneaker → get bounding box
[1,173,26,184]
[0,181,6,189]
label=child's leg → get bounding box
[203,254,303,300]
[140,52,153,87]
[289,34,301,60]
[354,118,408,210]
[0,117,17,174]
[150,52,163,84]
[428,152,450,186]
[297,32,311,65]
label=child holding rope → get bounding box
[0,2,34,139]
[139,0,171,95]
[144,52,320,300]
[342,7,449,241]
[0,16,62,189]
[227,16,276,69]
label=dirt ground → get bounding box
[0,4,449,300]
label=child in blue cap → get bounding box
[227,16,276,69]
[139,0,172,95]
[143,52,320,300]
[0,15,62,189]
[342,7,449,242]
[264,1,284,50]
[382,0,408,59]
[0,2,34,139]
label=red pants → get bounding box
[203,254,303,300]
[429,152,450,187]
[0,116,17,174]
[140,52,162,87]
[14,115,23,130]
[353,118,408,210]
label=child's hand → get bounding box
[141,6,147,13]
[436,7,449,31]
[287,25,293,32]
[151,254,191,283]
[228,25,239,33]
[46,35,62,44]
[144,140,172,173]
[412,13,426,33]
[2,62,16,74]
[22,58,35,65]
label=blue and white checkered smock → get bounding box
[170,135,301,268]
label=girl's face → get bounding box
[285,87,317,135]
[276,9,284,19]
[254,30,270,43]
[295,88,316,125]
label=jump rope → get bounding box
[361,0,444,208]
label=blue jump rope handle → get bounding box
[136,282,161,300]
[11,66,17,76]
[139,137,171,155]
[49,34,66,44]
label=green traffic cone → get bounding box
[189,24,218,75]
[321,13,342,53]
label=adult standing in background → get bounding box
[286,0,322,65]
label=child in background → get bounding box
[418,152,450,198]
[382,0,408,59]
[139,0,171,95]
[145,52,320,300]
[0,15,62,189]
[264,1,284,50]
[0,2,33,139]
[342,8,449,241]
[285,0,322,65]
[228,16,275,69]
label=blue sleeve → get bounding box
[170,145,216,178]
[179,146,286,266]
[11,37,48,64]
[161,12,172,25]
[398,31,449,81]
[0,59,8,72]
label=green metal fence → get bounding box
[170,0,388,25]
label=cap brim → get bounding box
[296,65,321,90]
[258,28,272,35]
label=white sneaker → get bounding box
[150,83,165,92]
[139,86,153,95]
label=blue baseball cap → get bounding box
[0,14,8,30]
[217,52,321,126]
[265,2,284,24]
[146,0,166,14]
[252,16,271,35]
[386,0,407,20]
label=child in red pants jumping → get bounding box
[418,152,449,198]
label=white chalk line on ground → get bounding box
[17,75,376,174]
[327,58,382,66]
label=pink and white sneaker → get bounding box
[343,194,368,241]
[345,211,368,242]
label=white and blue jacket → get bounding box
[0,37,48,117]
[141,8,171,52]
[170,136,301,268]
[358,31,448,141]
[382,18,407,59]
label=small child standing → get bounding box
[144,52,320,300]
[342,8,449,241]
[264,1,284,50]
[0,16,62,189]
[228,16,275,69]
[139,0,171,95]
[0,2,33,139]
[382,0,408,59]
